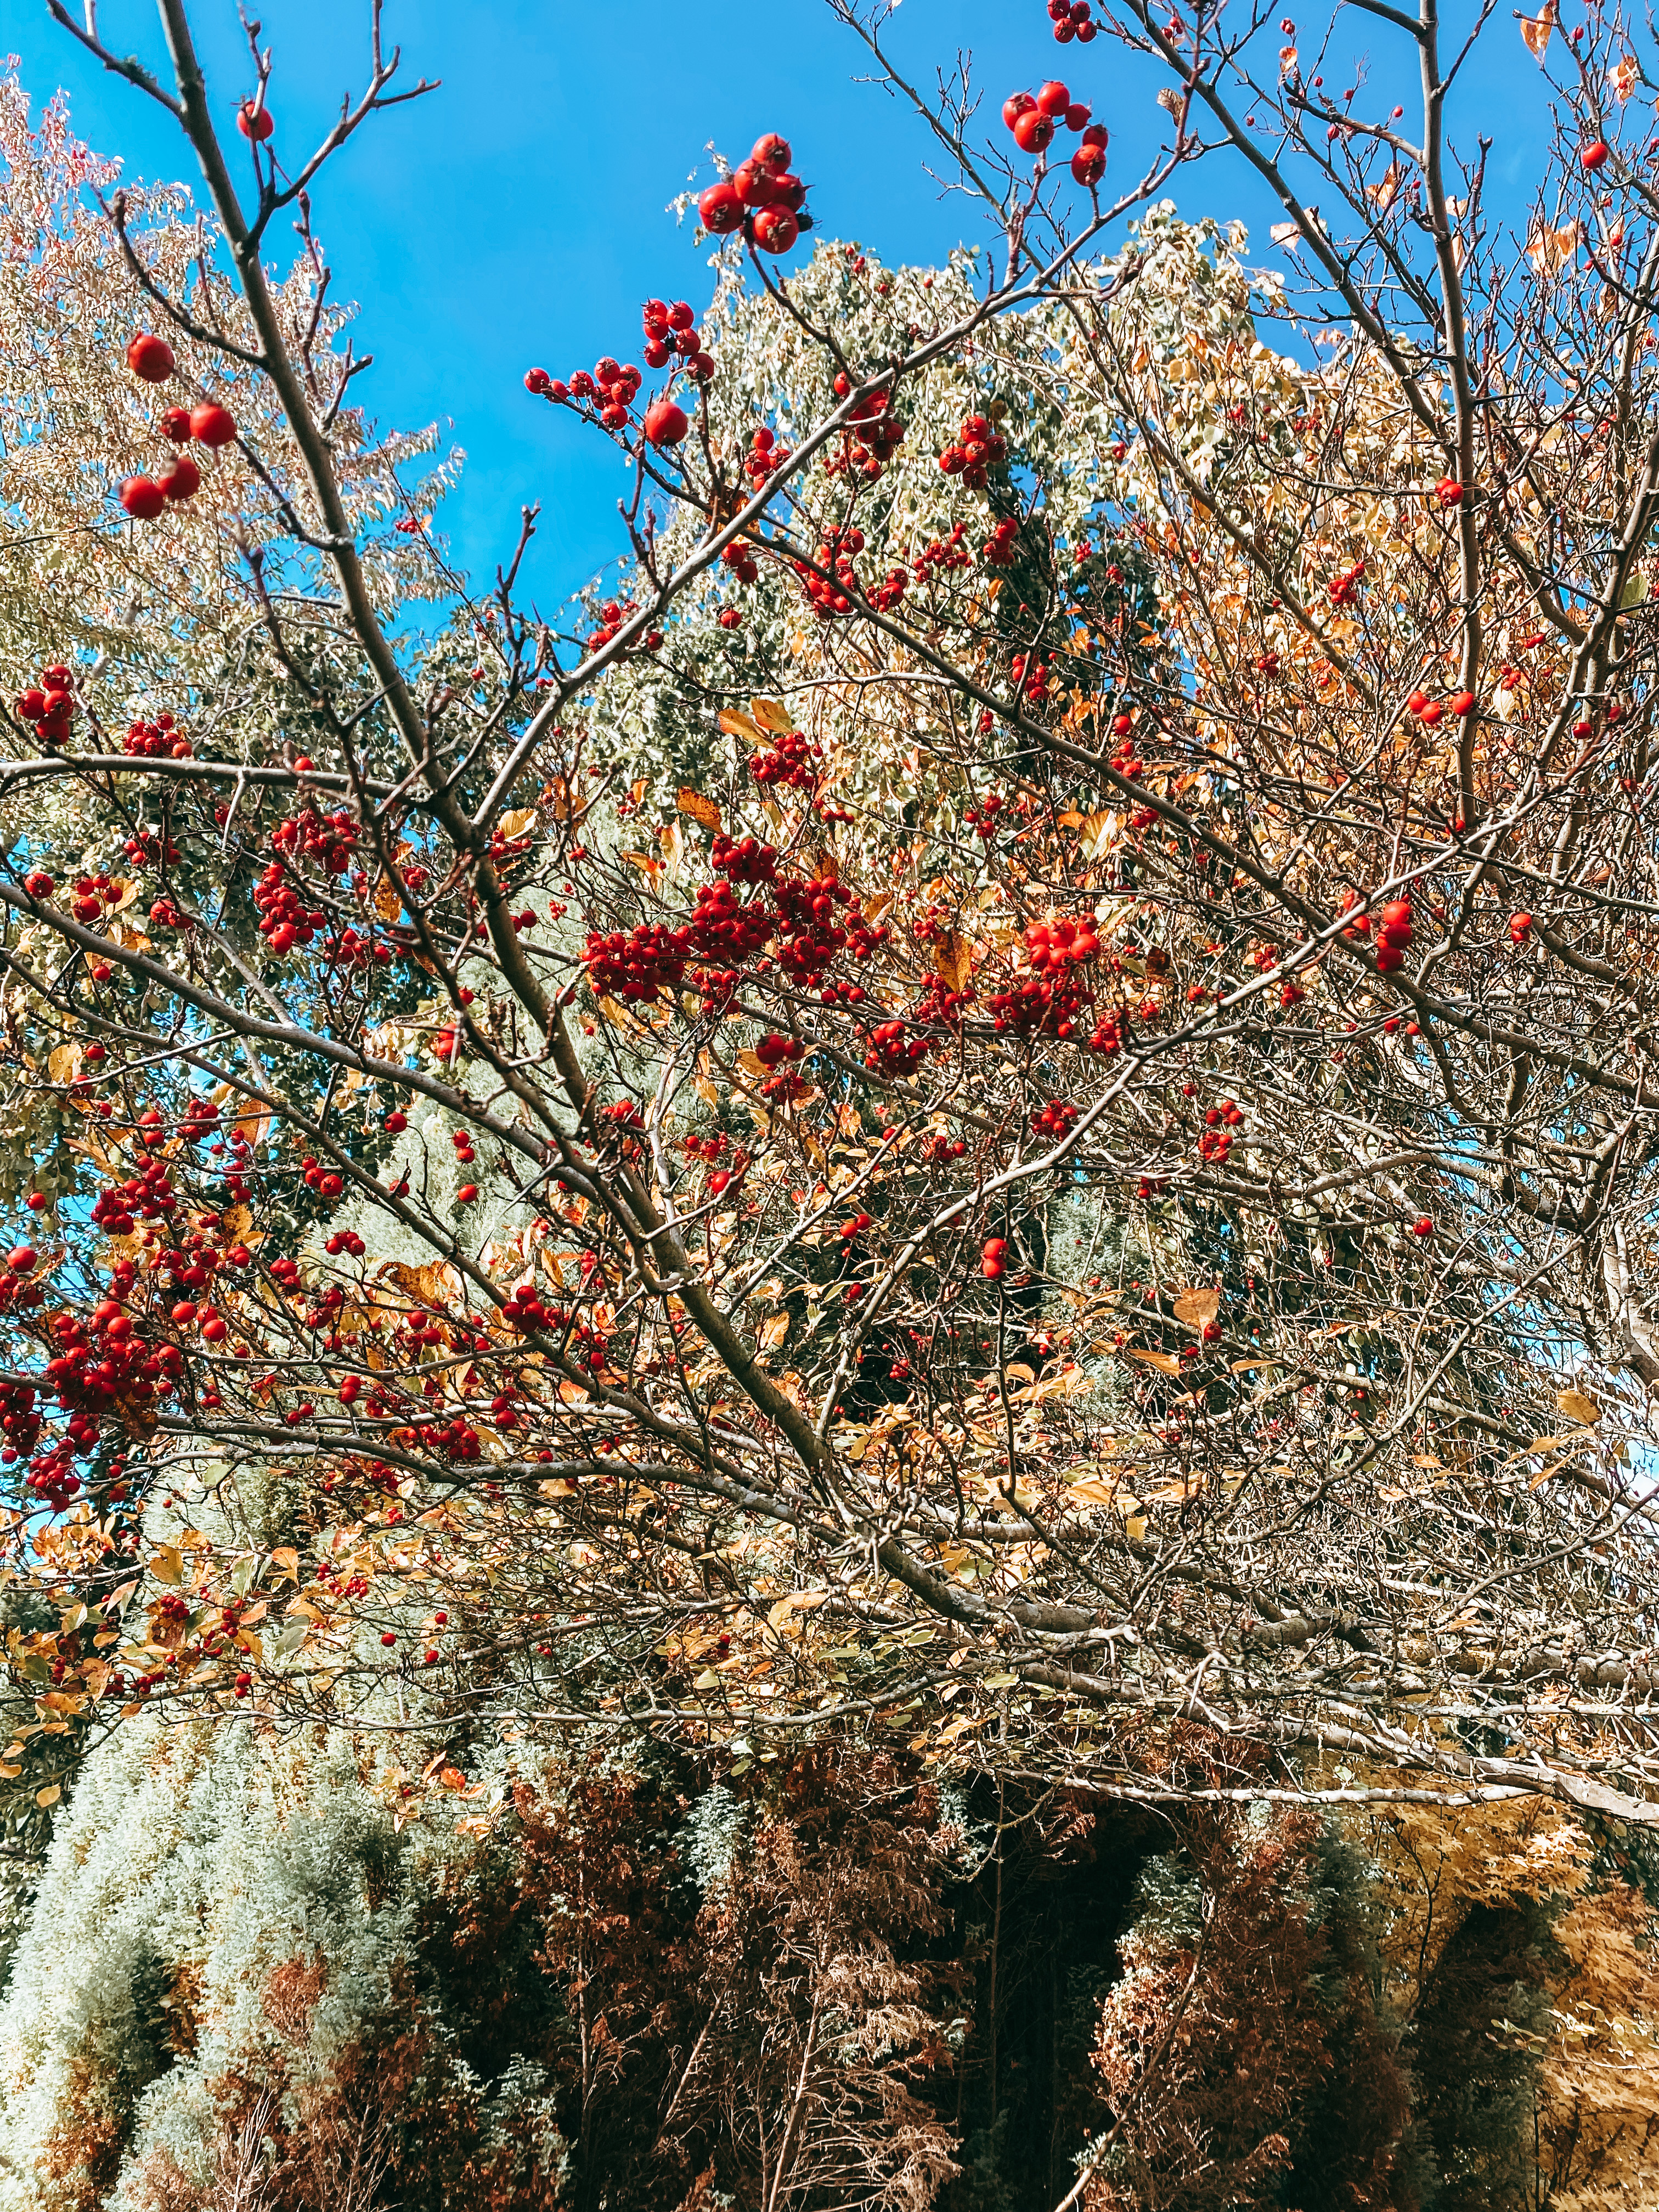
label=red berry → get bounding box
[1411,1217,1434,1238]
[456,1183,478,1205]
[1003,91,1037,129]
[1013,108,1056,153]
[120,476,167,520]
[126,331,175,382]
[381,1632,397,1647]
[1064,101,1091,131]
[1036,79,1071,115]
[385,1110,408,1133]
[752,205,799,253]
[1582,139,1610,168]
[1071,145,1107,186]
[25,1192,46,1212]
[644,399,690,447]
[7,1247,37,1274]
[23,871,53,896]
[750,132,792,173]
[236,100,273,142]
[1449,690,1476,716]
[190,403,238,448]
[161,407,194,441]
[1080,122,1109,146]
[524,366,553,394]
[698,180,745,233]
[160,454,201,502]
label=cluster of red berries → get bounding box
[938,412,1008,487]
[1032,1098,1079,1139]
[796,527,869,618]
[253,862,326,955]
[14,665,76,747]
[712,833,778,882]
[1373,896,1413,973]
[1047,0,1099,40]
[754,1031,806,1070]
[120,336,238,517]
[1405,685,1476,724]
[865,1018,929,1074]
[981,1236,1009,1280]
[752,727,825,789]
[641,298,713,379]
[689,877,774,959]
[743,425,793,486]
[984,517,1020,566]
[913,523,972,579]
[722,541,761,588]
[584,922,692,1004]
[273,805,359,876]
[825,373,907,481]
[1328,559,1365,608]
[1003,83,1109,182]
[0,1379,42,1468]
[1197,1096,1244,1165]
[123,714,193,759]
[989,915,1101,1037]
[1010,652,1053,706]
[524,357,642,429]
[698,133,812,255]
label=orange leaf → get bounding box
[1519,0,1556,59]
[678,788,723,833]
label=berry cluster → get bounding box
[1046,0,1099,40]
[273,806,359,874]
[1198,1096,1244,1164]
[983,517,1020,566]
[938,411,1008,487]
[825,376,906,482]
[751,727,824,789]
[1373,896,1413,974]
[743,425,793,486]
[14,665,76,747]
[912,523,972,579]
[1003,83,1109,182]
[641,297,714,380]
[1032,1098,1079,1139]
[712,833,778,882]
[253,862,326,955]
[989,915,1099,1037]
[1328,559,1365,608]
[865,1018,928,1074]
[721,541,760,587]
[123,713,193,759]
[698,132,813,256]
[795,526,867,617]
[690,877,774,960]
[119,343,238,519]
[0,1379,41,1467]
[584,922,692,1004]
[1010,652,1053,705]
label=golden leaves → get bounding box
[750,696,795,735]
[1556,1387,1601,1424]
[1519,0,1557,60]
[1125,1347,1182,1376]
[1172,1286,1221,1328]
[678,788,722,833]
[934,928,973,993]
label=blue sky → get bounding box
[2,0,1560,611]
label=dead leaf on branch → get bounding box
[1172,1287,1221,1328]
[1557,1387,1601,1424]
[1519,0,1557,59]
[678,788,722,833]
[749,696,795,735]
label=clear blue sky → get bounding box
[2,0,1557,612]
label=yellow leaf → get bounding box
[1519,0,1556,59]
[1125,1515,1147,1541]
[1068,1477,1121,1505]
[1173,1288,1221,1328]
[47,1042,81,1085]
[269,1547,300,1583]
[678,788,722,833]
[750,696,795,735]
[1126,1347,1182,1376]
[496,807,538,840]
[35,1784,60,1808]
[1557,1388,1601,1425]
[719,707,765,746]
[150,1546,184,1586]
[758,1311,791,1351]
[934,928,973,994]
[374,873,404,925]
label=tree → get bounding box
[4,0,1659,1865]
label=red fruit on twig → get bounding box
[190,403,238,448]
[752,205,799,253]
[1013,108,1056,153]
[126,331,175,382]
[1072,145,1107,185]
[1002,91,1037,129]
[1036,79,1071,115]
[644,399,690,447]
[161,407,193,442]
[236,99,274,142]
[698,180,745,234]
[119,476,167,520]
[750,132,792,173]
[160,454,200,502]
[1581,139,1610,169]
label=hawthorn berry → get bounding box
[753,205,799,253]
[126,331,175,382]
[236,100,274,141]
[699,180,745,233]
[1013,108,1056,154]
[120,477,167,521]
[160,454,201,503]
[190,403,238,448]
[1582,139,1610,168]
